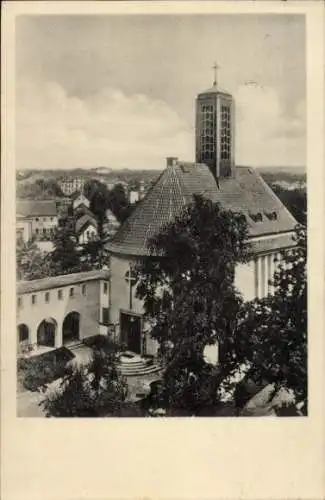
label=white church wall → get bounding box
[109,254,144,322]
[235,252,283,301]
[235,260,255,302]
[110,255,161,356]
[109,248,289,357]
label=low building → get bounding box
[129,190,139,204]
[72,192,90,211]
[16,215,33,242]
[75,214,98,244]
[17,270,110,354]
[56,197,73,220]
[16,200,58,241]
[129,181,146,204]
[37,241,55,253]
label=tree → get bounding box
[49,221,87,275]
[84,179,132,230]
[136,195,250,414]
[16,178,64,200]
[40,341,128,417]
[272,185,307,225]
[79,238,109,270]
[236,225,307,413]
[16,237,52,280]
[84,179,109,237]
[107,183,131,223]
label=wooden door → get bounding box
[120,313,141,354]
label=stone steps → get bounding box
[119,360,147,368]
[118,359,162,377]
[67,341,84,350]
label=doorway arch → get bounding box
[62,311,80,344]
[18,323,29,343]
[37,318,57,347]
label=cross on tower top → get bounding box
[212,62,221,87]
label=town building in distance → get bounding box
[16,200,58,242]
[58,176,86,196]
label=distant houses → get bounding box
[16,174,148,253]
[16,200,58,242]
[71,191,90,211]
[58,176,85,196]
[129,181,145,204]
[75,214,98,245]
[271,180,306,191]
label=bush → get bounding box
[19,348,74,392]
[40,366,97,417]
[83,335,115,351]
[40,347,128,417]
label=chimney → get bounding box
[166,157,178,168]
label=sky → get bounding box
[16,14,306,170]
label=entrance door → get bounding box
[120,312,141,354]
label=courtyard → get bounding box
[17,344,163,417]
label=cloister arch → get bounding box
[62,311,80,345]
[37,318,57,347]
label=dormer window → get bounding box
[264,211,278,221]
[249,212,263,222]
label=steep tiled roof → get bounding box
[70,190,83,201]
[16,200,57,217]
[17,270,110,295]
[74,206,95,218]
[106,162,297,257]
[75,214,98,235]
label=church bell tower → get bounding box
[195,63,235,179]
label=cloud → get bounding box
[16,79,305,170]
[16,79,194,170]
[235,84,305,167]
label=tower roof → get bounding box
[106,161,297,257]
[197,84,232,97]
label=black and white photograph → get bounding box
[15,12,308,418]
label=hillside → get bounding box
[16,165,306,200]
[16,168,162,199]
[257,166,306,185]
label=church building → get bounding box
[106,76,297,358]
